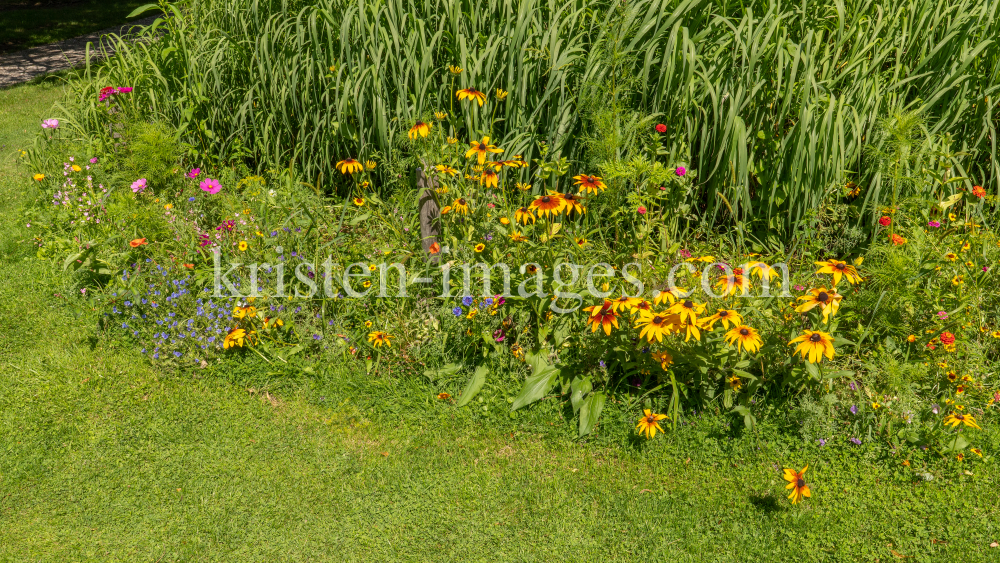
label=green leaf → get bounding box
[569,376,592,414]
[423,362,463,382]
[511,358,559,411]
[127,3,161,18]
[456,365,488,407]
[578,392,605,437]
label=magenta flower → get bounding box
[131,178,147,193]
[928,220,940,228]
[675,166,686,176]
[936,311,948,320]
[793,284,806,291]
[116,87,133,94]
[200,178,222,194]
[89,157,98,164]
[679,248,692,258]
[41,119,59,129]
[187,168,201,179]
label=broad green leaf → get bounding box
[578,392,606,437]
[456,365,488,407]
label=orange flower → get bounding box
[972,185,986,198]
[783,465,811,504]
[408,121,431,139]
[456,88,487,106]
[529,193,563,218]
[582,300,619,336]
[428,242,441,255]
[129,238,148,248]
[573,174,607,194]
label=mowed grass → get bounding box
[1,81,999,562]
[0,0,150,54]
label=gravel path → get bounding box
[0,15,159,88]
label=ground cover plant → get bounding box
[5,0,1000,559]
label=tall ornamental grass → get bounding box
[74,0,1000,231]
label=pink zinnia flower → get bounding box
[675,166,686,176]
[200,178,222,194]
[116,87,133,94]
[928,220,940,228]
[637,206,647,215]
[41,119,59,129]
[187,168,201,179]
[89,157,98,164]
[679,248,692,258]
[98,86,116,102]
[131,178,147,193]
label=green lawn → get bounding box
[0,0,151,54]
[1,81,998,562]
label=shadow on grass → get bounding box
[748,491,785,513]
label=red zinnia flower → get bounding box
[878,216,891,227]
[939,332,956,346]
[655,123,667,133]
[972,185,985,198]
[637,206,647,215]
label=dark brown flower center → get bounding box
[458,198,466,205]
[835,263,846,270]
[683,300,693,308]
[956,415,965,420]
[817,292,829,302]
[809,333,822,342]
[740,328,749,336]
[478,143,486,150]
[652,316,663,324]
[542,196,551,203]
[415,121,424,126]
[719,311,728,317]
[796,478,805,488]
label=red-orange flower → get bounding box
[939,332,956,346]
[972,185,986,198]
[129,238,147,248]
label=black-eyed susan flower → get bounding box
[465,136,503,164]
[434,111,447,120]
[353,197,365,206]
[336,158,364,174]
[667,299,704,325]
[795,287,843,323]
[725,325,762,354]
[446,137,458,144]
[574,236,588,247]
[704,309,743,330]
[456,88,487,106]
[815,259,862,286]
[529,193,563,218]
[365,160,376,170]
[652,351,673,369]
[515,206,535,224]
[714,271,749,297]
[367,331,393,348]
[783,465,810,504]
[409,121,431,139]
[560,193,586,215]
[653,287,687,307]
[746,261,780,281]
[634,311,678,343]
[583,300,619,336]
[435,164,458,176]
[573,174,606,194]
[452,197,470,215]
[680,320,701,342]
[789,330,836,363]
[495,88,508,100]
[509,231,527,242]
[480,168,498,188]
[945,252,958,261]
[224,327,252,349]
[610,296,642,313]
[238,240,248,251]
[474,243,485,253]
[635,409,668,439]
[448,65,462,74]
[728,375,743,390]
[943,412,981,429]
[971,447,983,457]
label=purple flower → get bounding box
[928,220,941,228]
[452,306,462,316]
[817,439,826,447]
[42,119,59,129]
[89,157,98,164]
[187,168,201,179]
[462,296,473,306]
[850,404,857,414]
[200,178,222,194]
[848,381,857,391]
[188,197,196,202]
[131,178,147,193]
[850,437,862,445]
[599,360,606,368]
[675,165,686,176]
